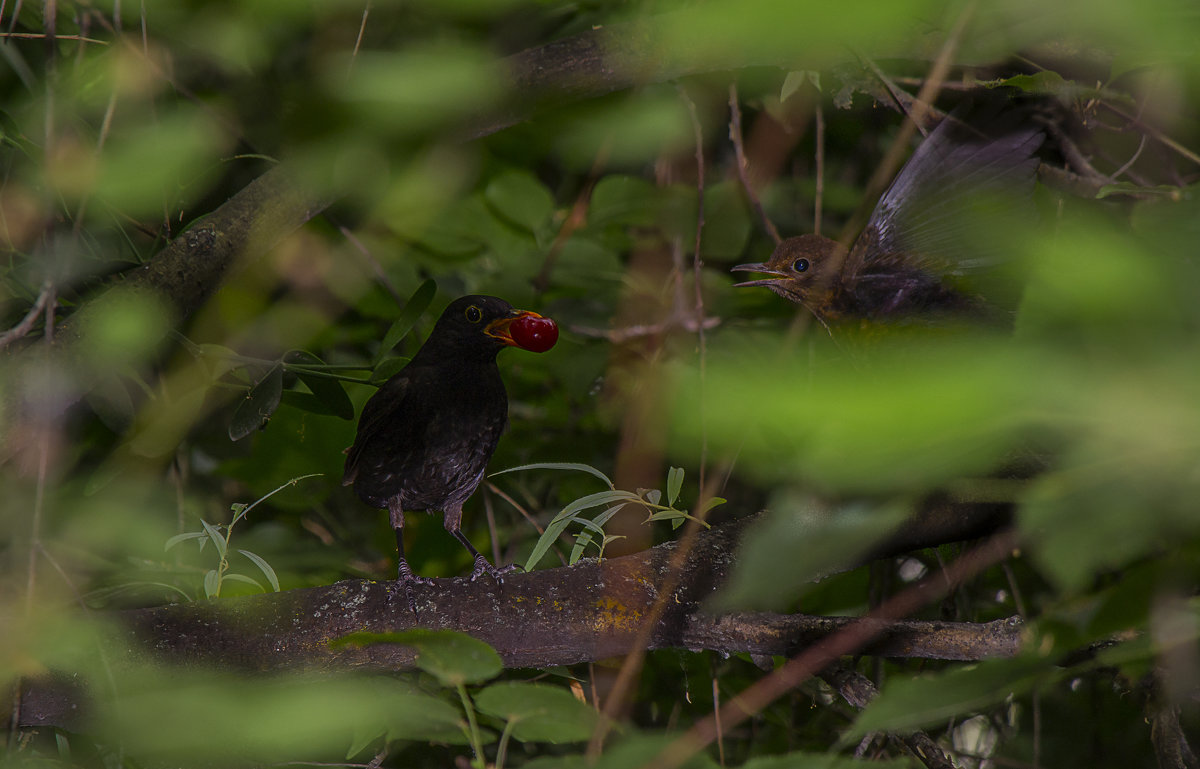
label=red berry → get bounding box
[510,315,558,352]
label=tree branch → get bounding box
[15,510,1022,729]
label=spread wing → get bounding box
[342,373,410,486]
[853,111,1044,279]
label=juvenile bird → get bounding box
[343,295,558,606]
[734,111,1044,324]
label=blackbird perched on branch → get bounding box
[343,295,557,607]
[734,110,1044,325]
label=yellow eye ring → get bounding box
[465,305,482,323]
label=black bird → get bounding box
[343,295,557,603]
[734,111,1044,325]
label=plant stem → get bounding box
[456,683,484,768]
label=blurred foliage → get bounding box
[3,0,1200,767]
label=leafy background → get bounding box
[2,0,1199,767]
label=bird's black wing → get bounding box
[856,111,1044,278]
[342,372,410,486]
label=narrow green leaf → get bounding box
[491,462,614,489]
[375,279,436,367]
[222,573,266,591]
[228,364,284,440]
[195,343,242,381]
[569,530,595,564]
[568,505,625,564]
[369,356,411,384]
[666,466,684,507]
[200,520,227,559]
[524,516,576,572]
[526,493,635,570]
[283,350,354,420]
[164,531,207,551]
[238,548,281,592]
[549,490,638,525]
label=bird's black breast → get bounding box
[344,359,509,513]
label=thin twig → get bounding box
[337,224,403,305]
[1111,132,1148,181]
[0,31,107,43]
[1102,100,1200,168]
[533,142,609,295]
[351,1,370,63]
[678,84,709,492]
[728,83,781,245]
[813,102,825,236]
[0,280,54,350]
[569,315,721,344]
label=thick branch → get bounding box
[17,512,1022,729]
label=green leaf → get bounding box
[713,499,908,612]
[164,531,207,551]
[283,350,354,420]
[986,70,1076,99]
[847,656,1056,740]
[593,733,720,769]
[475,682,599,743]
[524,491,637,571]
[375,279,436,367]
[229,364,284,441]
[549,490,639,525]
[568,505,624,564]
[666,466,684,507]
[238,548,281,592]
[491,462,615,489]
[347,681,466,756]
[200,519,227,559]
[195,343,242,381]
[222,573,266,591]
[588,175,665,228]
[335,629,502,687]
[484,169,555,232]
[370,356,411,384]
[203,569,220,599]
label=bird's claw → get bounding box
[396,568,433,617]
[468,556,522,583]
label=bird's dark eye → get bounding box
[465,305,482,323]
[792,258,810,273]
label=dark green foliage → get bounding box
[4,0,1200,767]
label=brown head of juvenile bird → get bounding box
[734,109,1044,325]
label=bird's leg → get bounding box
[389,499,431,614]
[442,505,520,582]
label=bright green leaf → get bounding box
[475,681,599,743]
